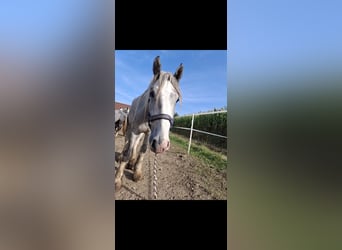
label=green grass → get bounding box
[170,133,227,170]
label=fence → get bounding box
[171,110,227,154]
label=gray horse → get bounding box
[115,108,129,136]
[115,56,183,190]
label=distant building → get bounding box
[114,101,131,111]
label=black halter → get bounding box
[148,113,174,127]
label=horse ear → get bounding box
[174,63,183,81]
[153,56,161,75]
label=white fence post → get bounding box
[187,114,195,154]
[172,110,227,154]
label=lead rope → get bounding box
[152,153,158,199]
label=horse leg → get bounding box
[115,133,139,190]
[127,133,144,170]
[133,132,150,182]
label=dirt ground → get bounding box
[114,133,227,200]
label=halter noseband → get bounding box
[148,113,174,127]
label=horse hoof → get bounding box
[133,171,142,182]
[115,180,122,191]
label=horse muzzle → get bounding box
[151,138,170,154]
[148,113,173,153]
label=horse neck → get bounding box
[141,90,150,122]
[130,90,150,125]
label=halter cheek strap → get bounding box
[148,113,174,127]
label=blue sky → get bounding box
[2,1,341,105]
[115,50,227,116]
[229,0,342,97]
[0,1,106,60]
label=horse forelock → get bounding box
[149,72,182,102]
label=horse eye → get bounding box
[150,91,155,98]
[176,98,179,103]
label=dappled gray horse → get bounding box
[115,108,129,136]
[115,56,183,190]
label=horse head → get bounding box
[147,56,183,154]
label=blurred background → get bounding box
[0,1,114,250]
[229,1,342,249]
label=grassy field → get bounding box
[172,112,227,154]
[170,132,227,170]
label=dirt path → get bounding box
[114,134,227,200]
